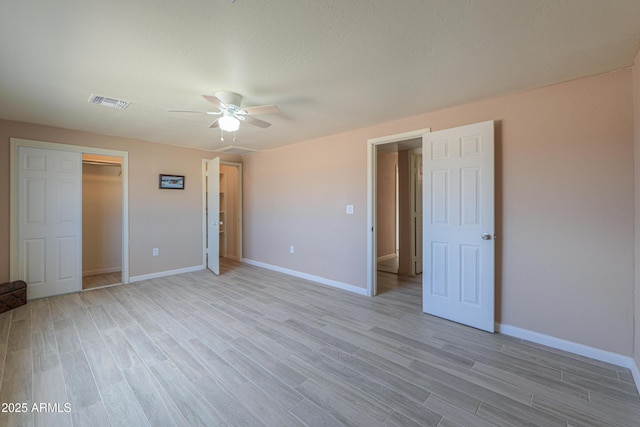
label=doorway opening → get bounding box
[219,163,241,261]
[82,154,123,290]
[202,159,243,274]
[366,128,429,297]
[374,140,423,294]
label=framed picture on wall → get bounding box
[159,174,185,190]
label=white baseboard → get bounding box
[497,322,640,394]
[83,267,121,277]
[632,359,640,395]
[129,265,204,283]
[241,258,368,296]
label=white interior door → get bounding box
[207,157,220,275]
[423,121,495,332]
[18,146,82,299]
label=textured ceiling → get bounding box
[1,0,640,152]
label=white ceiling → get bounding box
[2,1,640,152]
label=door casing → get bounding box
[10,138,130,294]
[367,128,430,296]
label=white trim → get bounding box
[497,322,637,372]
[242,258,368,296]
[368,128,432,145]
[631,360,640,395]
[366,142,376,297]
[499,323,640,394]
[129,265,204,283]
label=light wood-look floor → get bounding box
[377,254,399,275]
[1,260,639,426]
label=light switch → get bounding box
[346,204,354,215]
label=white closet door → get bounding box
[19,146,82,299]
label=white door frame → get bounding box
[201,159,243,268]
[9,138,130,288]
[366,128,430,296]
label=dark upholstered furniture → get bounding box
[0,280,27,314]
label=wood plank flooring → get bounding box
[1,259,639,426]
[377,254,399,275]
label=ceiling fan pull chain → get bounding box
[220,128,224,142]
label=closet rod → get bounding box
[82,160,122,167]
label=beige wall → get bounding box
[243,70,635,356]
[633,51,640,373]
[243,132,368,286]
[376,152,397,258]
[82,162,123,275]
[0,119,240,280]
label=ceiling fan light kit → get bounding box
[218,112,240,132]
[168,91,280,141]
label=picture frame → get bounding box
[159,174,185,190]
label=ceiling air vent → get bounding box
[216,146,259,155]
[88,94,130,110]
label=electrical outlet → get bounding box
[290,245,295,254]
[153,248,159,256]
[346,204,354,215]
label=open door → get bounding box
[423,121,495,332]
[207,157,220,275]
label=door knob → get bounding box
[481,233,492,240]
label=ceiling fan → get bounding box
[168,91,280,133]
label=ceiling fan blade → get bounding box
[167,109,215,114]
[208,118,220,129]
[241,105,281,115]
[202,95,227,111]
[242,115,272,128]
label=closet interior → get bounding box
[82,154,123,290]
